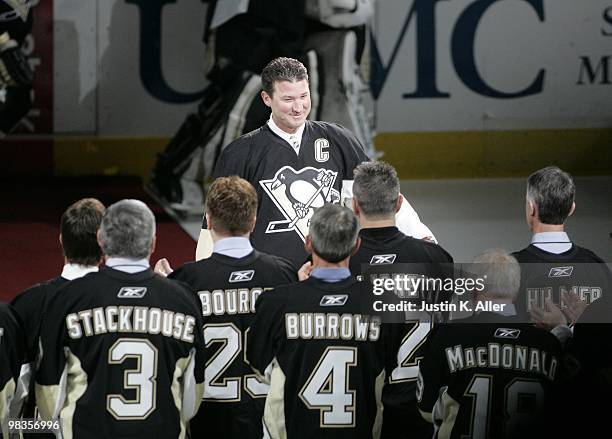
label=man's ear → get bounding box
[527,199,536,218]
[150,235,157,256]
[395,194,403,213]
[59,233,63,247]
[261,91,272,108]
[250,215,257,233]
[352,198,360,215]
[305,236,313,254]
[206,213,213,232]
[351,237,361,256]
[568,202,576,217]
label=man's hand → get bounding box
[154,258,174,277]
[530,297,567,330]
[0,32,33,87]
[298,261,313,281]
[561,291,587,324]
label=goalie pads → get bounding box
[0,32,33,87]
[305,0,375,28]
[305,29,376,157]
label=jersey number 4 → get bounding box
[299,346,357,427]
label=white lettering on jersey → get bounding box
[260,166,340,242]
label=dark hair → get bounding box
[527,166,575,225]
[309,204,359,263]
[206,176,258,236]
[261,57,308,97]
[60,198,106,265]
[353,161,400,218]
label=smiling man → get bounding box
[197,57,434,267]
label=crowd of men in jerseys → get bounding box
[0,163,610,439]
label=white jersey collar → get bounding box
[267,115,305,154]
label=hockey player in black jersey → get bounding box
[36,200,206,439]
[347,161,454,439]
[197,56,435,266]
[247,204,409,438]
[10,198,105,438]
[158,176,297,439]
[417,250,563,439]
[512,166,611,320]
[0,303,26,438]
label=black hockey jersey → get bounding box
[349,227,454,439]
[0,303,26,435]
[11,276,67,363]
[11,276,67,439]
[36,267,206,439]
[247,275,407,439]
[417,313,562,439]
[206,120,370,266]
[513,244,611,321]
[169,250,297,439]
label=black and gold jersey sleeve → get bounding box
[0,303,26,437]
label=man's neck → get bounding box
[358,215,395,229]
[311,254,350,269]
[531,222,565,234]
[211,230,250,243]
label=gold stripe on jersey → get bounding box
[59,349,88,439]
[436,390,460,439]
[0,378,16,438]
[263,359,287,439]
[371,369,386,439]
[171,349,203,439]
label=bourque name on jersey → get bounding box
[260,166,340,242]
[66,306,196,342]
[198,288,265,316]
[445,344,558,381]
[285,313,380,341]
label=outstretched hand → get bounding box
[154,258,174,277]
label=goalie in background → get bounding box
[0,0,34,137]
[146,0,377,215]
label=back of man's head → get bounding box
[527,166,575,225]
[206,176,257,236]
[60,198,106,266]
[353,161,400,219]
[98,199,156,259]
[261,57,308,97]
[309,204,359,263]
[470,249,520,302]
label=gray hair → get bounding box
[470,249,521,301]
[309,204,359,263]
[526,166,575,225]
[353,161,400,219]
[261,57,308,97]
[99,199,156,259]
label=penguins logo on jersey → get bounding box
[260,166,340,241]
